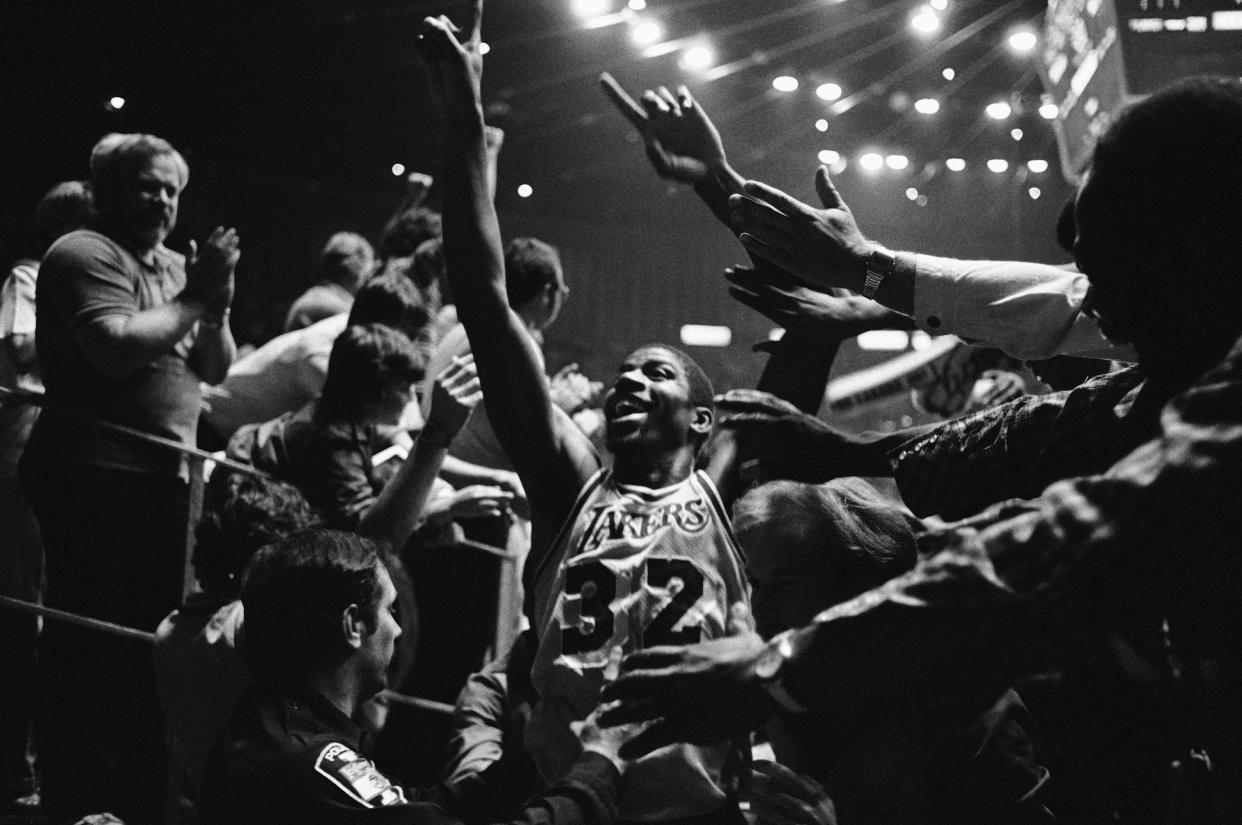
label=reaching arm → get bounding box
[419,13,598,567]
[358,355,492,549]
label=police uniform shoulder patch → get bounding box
[314,742,408,807]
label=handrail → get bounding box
[0,386,267,479]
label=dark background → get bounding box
[3,0,1073,425]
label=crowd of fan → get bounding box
[2,10,1241,825]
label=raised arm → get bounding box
[418,13,597,559]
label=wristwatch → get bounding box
[753,630,808,715]
[863,247,898,300]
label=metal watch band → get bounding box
[863,247,898,300]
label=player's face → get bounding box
[117,154,182,251]
[361,564,402,696]
[602,346,700,453]
[1073,170,1135,345]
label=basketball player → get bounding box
[418,15,755,823]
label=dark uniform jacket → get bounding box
[200,684,620,825]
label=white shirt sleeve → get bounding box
[910,254,1136,362]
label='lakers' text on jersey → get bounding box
[527,469,750,823]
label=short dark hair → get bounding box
[734,478,918,602]
[504,237,563,309]
[634,343,714,411]
[349,269,436,343]
[412,237,447,303]
[317,323,426,423]
[321,232,373,286]
[1085,76,1242,321]
[33,181,94,256]
[192,472,318,593]
[241,528,388,683]
[379,207,442,260]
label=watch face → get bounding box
[755,644,784,681]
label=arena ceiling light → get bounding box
[914,97,940,114]
[391,163,406,176]
[941,67,955,80]
[859,152,884,171]
[628,0,646,9]
[985,101,1012,120]
[680,324,732,347]
[1039,101,1059,119]
[858,330,911,350]
[1027,159,1049,173]
[816,82,842,101]
[911,6,941,34]
[1011,128,1024,141]
[906,187,919,201]
[106,96,126,111]
[987,158,1009,173]
[631,19,663,46]
[930,0,948,9]
[818,149,841,165]
[572,0,611,19]
[1007,28,1038,53]
[945,158,966,171]
[1028,187,1042,199]
[773,75,799,92]
[680,45,715,71]
[517,184,533,198]
[885,154,910,170]
[815,118,829,132]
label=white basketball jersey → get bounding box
[527,469,750,822]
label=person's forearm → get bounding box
[440,454,504,487]
[357,436,450,549]
[6,334,37,373]
[693,160,748,230]
[74,296,210,379]
[191,319,237,385]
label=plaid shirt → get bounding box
[888,365,1164,520]
[779,332,1242,738]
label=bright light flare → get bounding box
[914,97,940,114]
[631,19,662,45]
[680,45,715,71]
[986,101,1012,120]
[1028,187,1042,199]
[773,75,799,92]
[628,0,646,8]
[106,96,126,111]
[815,118,829,132]
[572,0,610,18]
[987,159,1009,173]
[818,150,840,165]
[859,153,884,171]
[391,163,406,176]
[911,7,941,34]
[680,324,732,347]
[945,158,966,172]
[1039,102,1059,119]
[942,67,955,80]
[1008,28,1038,53]
[885,154,909,170]
[517,184,533,198]
[1026,159,1049,173]
[816,82,842,101]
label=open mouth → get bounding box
[609,396,648,423]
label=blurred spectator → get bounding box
[0,179,92,813]
[284,231,374,332]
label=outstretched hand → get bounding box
[598,605,772,759]
[417,14,483,117]
[729,167,874,294]
[185,226,240,305]
[725,265,908,347]
[713,389,853,483]
[600,73,727,184]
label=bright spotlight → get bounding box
[818,149,840,165]
[680,45,715,71]
[911,7,940,34]
[1010,128,1024,141]
[916,194,929,207]
[885,154,909,170]
[942,67,955,81]
[906,187,919,201]
[479,42,491,55]
[945,158,966,172]
[517,184,533,198]
[628,0,646,8]
[1026,159,1049,173]
[1039,102,1059,119]
[572,0,610,18]
[985,101,1012,120]
[680,324,732,348]
[815,118,829,132]
[914,97,940,114]
[860,153,884,171]
[773,75,799,92]
[391,163,406,176]
[1029,187,1042,199]
[987,159,1009,173]
[1008,29,1038,53]
[930,0,948,9]
[107,96,127,111]
[816,82,842,101]
[631,19,662,45]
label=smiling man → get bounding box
[417,16,753,823]
[19,132,239,822]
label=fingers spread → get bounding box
[815,165,847,210]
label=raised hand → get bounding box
[729,167,875,294]
[725,265,910,346]
[185,226,240,304]
[744,761,838,825]
[426,354,482,440]
[417,14,483,118]
[549,363,603,414]
[600,73,727,184]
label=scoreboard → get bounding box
[1038,0,1242,182]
